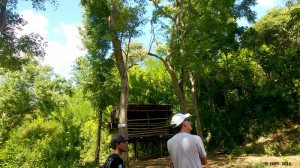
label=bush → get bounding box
[0,116,81,167]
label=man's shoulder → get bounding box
[168,133,198,141]
[180,133,203,142]
[106,154,123,162]
[180,132,199,138]
[167,136,174,144]
[189,134,202,141]
[103,154,123,168]
[168,133,202,140]
[108,154,119,158]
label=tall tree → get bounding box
[242,2,300,120]
[148,0,256,137]
[79,0,146,165]
[198,1,300,150]
[73,55,119,164]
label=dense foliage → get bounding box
[200,2,300,152]
[0,1,299,167]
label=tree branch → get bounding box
[147,20,156,53]
[147,52,164,62]
[152,0,175,21]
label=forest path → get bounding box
[130,154,300,168]
[130,123,300,167]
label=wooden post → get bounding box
[151,140,154,158]
[160,137,163,157]
[146,140,148,156]
[134,140,137,160]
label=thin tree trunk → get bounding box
[175,0,187,114]
[0,0,8,33]
[189,70,203,138]
[94,109,103,165]
[164,60,187,113]
[224,90,231,124]
[118,72,129,167]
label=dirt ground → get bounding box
[129,154,300,168]
[130,123,300,167]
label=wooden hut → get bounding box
[126,104,173,159]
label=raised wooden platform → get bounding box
[127,104,173,139]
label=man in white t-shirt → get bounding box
[167,113,207,168]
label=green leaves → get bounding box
[0,0,57,71]
[73,55,119,111]
[128,57,176,104]
[0,116,80,167]
[0,60,71,146]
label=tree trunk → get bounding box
[118,72,129,167]
[111,32,129,168]
[0,0,8,33]
[189,70,203,138]
[164,60,187,113]
[224,90,231,124]
[94,109,103,165]
[109,1,129,167]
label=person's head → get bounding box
[170,113,192,133]
[110,134,129,153]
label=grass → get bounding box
[231,121,300,156]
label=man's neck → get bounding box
[180,128,191,133]
[114,149,122,156]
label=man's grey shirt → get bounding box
[167,132,207,168]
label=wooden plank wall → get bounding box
[127,104,172,139]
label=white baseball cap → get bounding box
[170,113,191,127]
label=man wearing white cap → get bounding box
[167,113,207,168]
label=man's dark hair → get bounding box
[172,122,183,134]
[111,142,118,150]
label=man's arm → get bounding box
[200,156,208,165]
[196,136,207,165]
[170,162,174,168]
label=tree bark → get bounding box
[150,0,188,115]
[189,71,203,138]
[109,1,129,167]
[163,60,187,113]
[118,72,129,167]
[94,109,103,165]
[0,0,8,33]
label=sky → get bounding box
[17,0,85,78]
[16,0,286,79]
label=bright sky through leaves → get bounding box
[17,0,285,78]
